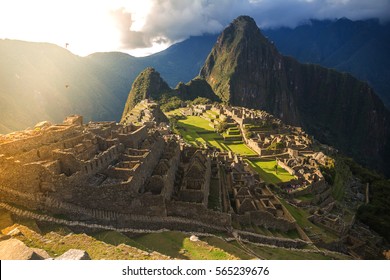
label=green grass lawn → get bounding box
[132,231,239,260]
[246,159,295,184]
[225,142,257,156]
[173,115,258,156]
[178,115,214,131]
[295,193,315,202]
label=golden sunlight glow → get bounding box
[0,0,153,56]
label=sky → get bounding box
[0,0,389,57]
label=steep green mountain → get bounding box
[263,18,390,107]
[200,16,390,176]
[121,67,171,120]
[175,77,218,101]
[121,68,219,122]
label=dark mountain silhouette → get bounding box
[263,18,390,107]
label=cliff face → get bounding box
[121,67,171,121]
[200,16,390,175]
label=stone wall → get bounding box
[250,211,295,231]
[246,138,262,154]
[0,186,309,248]
[286,179,328,198]
[166,201,231,228]
[117,125,148,149]
[277,160,295,175]
[159,143,181,200]
[203,156,211,206]
[0,187,228,233]
[232,210,295,232]
[235,230,307,249]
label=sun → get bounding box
[0,0,152,56]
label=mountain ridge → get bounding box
[263,18,390,106]
[200,15,390,176]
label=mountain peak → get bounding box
[200,15,295,121]
[121,67,170,121]
[215,15,272,50]
[231,15,258,27]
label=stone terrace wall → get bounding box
[0,186,308,248]
[250,211,295,231]
[166,201,231,228]
[0,187,226,233]
[235,230,307,249]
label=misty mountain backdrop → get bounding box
[1,18,389,135]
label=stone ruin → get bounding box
[0,101,314,247]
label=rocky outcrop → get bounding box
[56,249,91,260]
[200,16,390,175]
[0,238,50,260]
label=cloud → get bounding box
[112,0,390,51]
[111,8,152,49]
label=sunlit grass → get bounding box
[225,142,257,156]
[173,114,258,156]
[133,231,239,260]
[246,159,295,184]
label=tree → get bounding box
[216,121,228,133]
[191,97,211,105]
